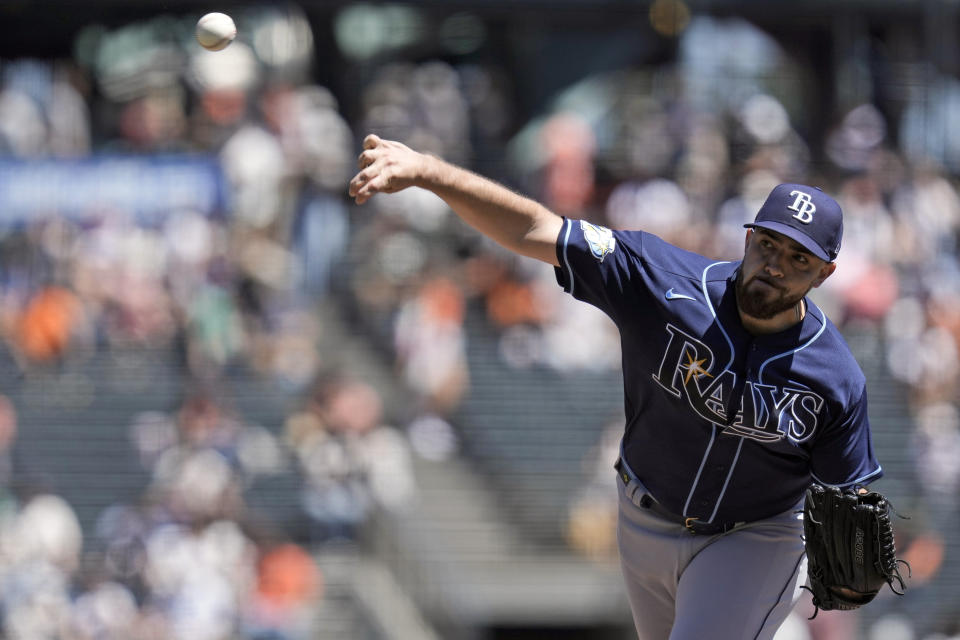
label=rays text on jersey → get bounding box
[652,324,824,443]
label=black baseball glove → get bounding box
[802,483,909,617]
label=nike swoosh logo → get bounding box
[665,288,696,301]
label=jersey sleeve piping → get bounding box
[810,465,883,488]
[557,217,575,296]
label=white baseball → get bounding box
[196,12,237,51]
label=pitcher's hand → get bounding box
[349,134,429,205]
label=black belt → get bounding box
[615,457,743,536]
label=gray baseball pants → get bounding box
[617,473,808,640]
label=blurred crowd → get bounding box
[0,373,414,640]
[0,389,323,640]
[0,6,418,639]
[0,4,959,639]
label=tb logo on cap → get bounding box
[788,190,816,223]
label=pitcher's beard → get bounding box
[735,270,805,320]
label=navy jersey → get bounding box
[555,218,882,524]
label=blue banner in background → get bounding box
[0,155,227,224]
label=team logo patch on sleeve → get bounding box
[580,220,616,262]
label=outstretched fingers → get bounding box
[350,136,387,203]
[350,135,418,204]
[349,169,373,203]
[349,160,391,204]
[357,149,374,170]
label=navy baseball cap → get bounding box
[744,183,843,262]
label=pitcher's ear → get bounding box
[812,262,837,288]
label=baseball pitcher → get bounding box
[349,135,907,640]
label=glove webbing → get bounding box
[802,485,910,619]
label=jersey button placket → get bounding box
[749,345,758,375]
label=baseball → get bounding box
[196,12,237,51]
